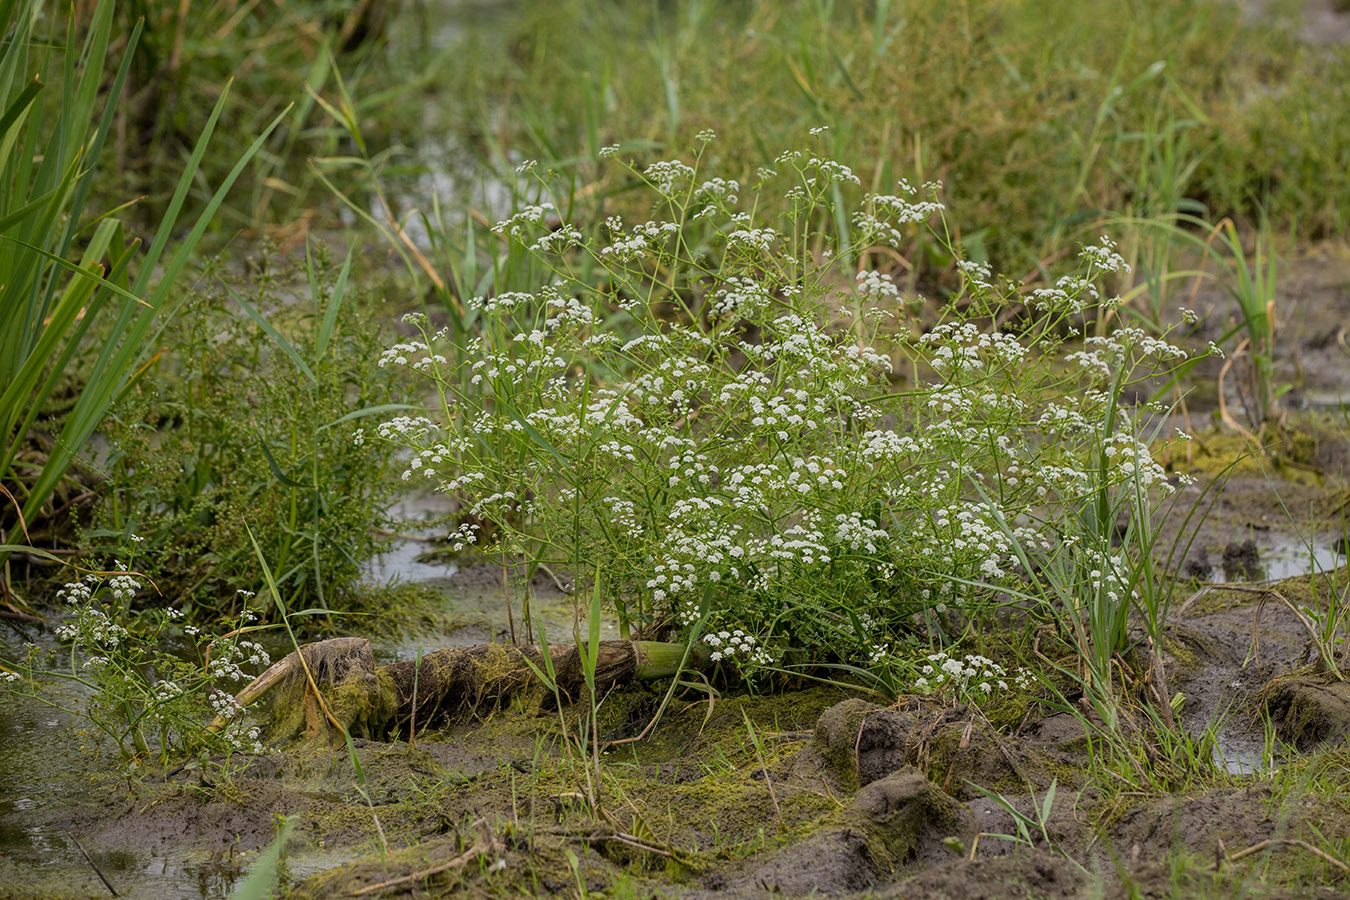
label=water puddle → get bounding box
[347,2,527,253]
[362,490,622,658]
[0,624,385,898]
[0,812,363,900]
[1259,537,1345,580]
[368,567,622,661]
[364,537,458,585]
[0,640,246,898]
[409,2,523,202]
[1212,733,1270,776]
[362,491,459,587]
[1195,532,1345,583]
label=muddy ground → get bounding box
[4,567,1350,900]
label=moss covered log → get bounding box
[220,637,700,745]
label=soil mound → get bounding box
[801,699,1030,798]
[697,767,972,897]
[1113,785,1283,862]
[1263,675,1350,749]
[878,848,1085,900]
[803,698,914,789]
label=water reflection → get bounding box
[1188,533,1345,583]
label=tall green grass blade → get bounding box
[518,620,559,693]
[0,1,293,544]
[229,817,295,900]
[0,234,149,306]
[230,287,318,384]
[138,102,294,308]
[26,240,183,520]
[315,245,354,362]
[0,76,40,145]
[129,84,233,290]
[0,185,64,234]
[0,544,64,563]
[0,228,124,481]
[584,572,603,694]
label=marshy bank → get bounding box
[4,565,1350,898]
[6,0,1350,898]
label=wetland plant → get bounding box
[0,0,284,607]
[435,0,1350,268]
[370,133,1214,694]
[1212,218,1282,433]
[89,246,405,621]
[2,562,270,763]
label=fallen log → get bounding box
[215,637,700,745]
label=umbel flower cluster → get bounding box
[15,567,272,760]
[911,651,1033,703]
[373,132,1206,679]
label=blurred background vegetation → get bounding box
[74,0,1350,265]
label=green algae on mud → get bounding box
[282,688,974,900]
[278,686,1350,899]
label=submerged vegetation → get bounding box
[3,0,1350,897]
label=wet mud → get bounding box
[5,564,1350,900]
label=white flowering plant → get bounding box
[701,628,774,681]
[372,131,1213,685]
[2,567,271,765]
[906,650,1034,707]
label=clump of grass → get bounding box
[1211,218,1282,433]
[60,0,440,229]
[85,244,406,623]
[0,0,285,609]
[430,0,1350,273]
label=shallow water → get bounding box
[0,640,254,899]
[364,536,460,585]
[366,547,622,661]
[355,0,525,250]
[1212,731,1271,776]
[1199,533,1345,583]
[0,624,384,898]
